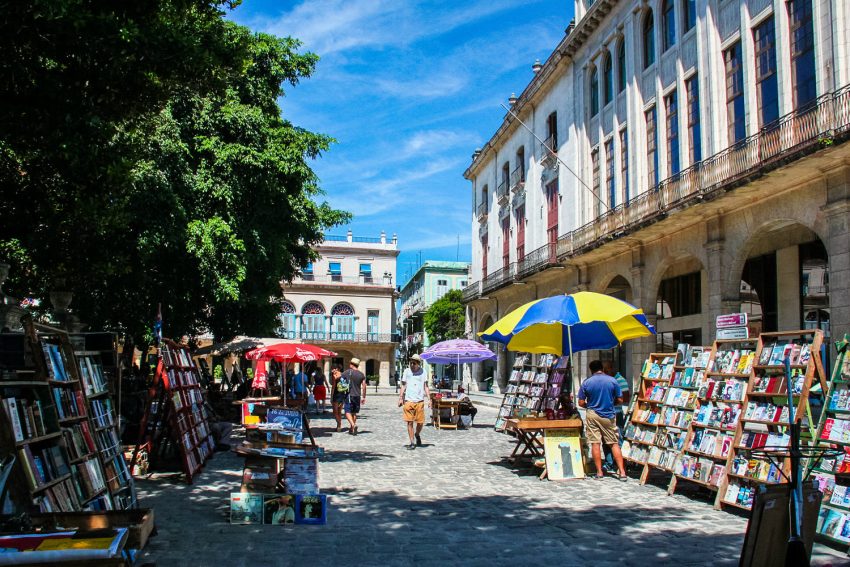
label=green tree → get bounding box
[423,290,465,344]
[0,2,349,344]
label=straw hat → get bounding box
[350,357,361,367]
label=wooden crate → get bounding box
[23,509,154,550]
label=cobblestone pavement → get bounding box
[137,394,849,566]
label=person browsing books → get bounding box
[342,358,367,435]
[398,354,431,450]
[578,360,627,481]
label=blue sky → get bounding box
[229,0,572,287]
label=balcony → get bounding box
[496,180,509,205]
[299,331,399,343]
[463,84,850,304]
[540,135,557,168]
[291,274,392,287]
[477,201,488,222]
[510,166,525,193]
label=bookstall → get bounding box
[808,334,850,550]
[668,340,754,497]
[0,318,137,513]
[130,339,215,484]
[715,330,825,510]
[231,406,327,525]
[495,353,569,432]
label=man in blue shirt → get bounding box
[578,359,627,481]
[291,367,308,400]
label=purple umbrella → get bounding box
[419,339,496,364]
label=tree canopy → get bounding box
[0,1,349,343]
[423,290,466,345]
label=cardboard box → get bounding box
[241,457,281,492]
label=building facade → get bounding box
[398,261,470,366]
[464,0,850,393]
[278,230,400,384]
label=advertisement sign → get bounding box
[717,313,748,328]
[717,327,750,340]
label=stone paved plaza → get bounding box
[136,394,849,566]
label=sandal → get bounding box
[618,475,628,482]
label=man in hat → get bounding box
[398,354,431,450]
[343,357,367,435]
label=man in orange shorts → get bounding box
[398,354,431,450]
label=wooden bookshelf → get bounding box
[495,353,564,432]
[806,333,850,551]
[667,340,755,498]
[131,339,215,483]
[621,352,677,483]
[714,329,825,511]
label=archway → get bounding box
[365,358,377,377]
[654,256,705,351]
[601,275,634,381]
[734,222,829,337]
[476,313,497,390]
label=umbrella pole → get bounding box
[567,324,574,394]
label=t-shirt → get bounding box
[577,372,622,419]
[401,367,427,402]
[614,372,630,393]
[343,369,366,398]
[292,372,308,394]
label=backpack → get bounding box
[337,372,350,393]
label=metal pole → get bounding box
[784,355,807,567]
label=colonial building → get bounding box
[398,261,470,370]
[278,230,400,384]
[463,0,850,392]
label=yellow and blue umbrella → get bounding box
[479,291,655,355]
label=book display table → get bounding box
[430,396,462,429]
[506,417,584,478]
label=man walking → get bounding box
[398,354,430,450]
[578,359,627,481]
[343,358,367,435]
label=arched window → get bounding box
[662,0,676,51]
[331,303,354,316]
[590,66,599,116]
[643,11,656,69]
[617,40,627,92]
[278,301,297,338]
[300,301,326,340]
[331,303,355,339]
[682,0,696,33]
[603,52,614,105]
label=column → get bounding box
[704,214,738,340]
[823,167,850,345]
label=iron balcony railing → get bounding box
[496,180,509,204]
[477,201,488,221]
[462,84,850,303]
[540,135,557,166]
[510,166,525,192]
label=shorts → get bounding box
[344,396,361,415]
[403,401,425,424]
[332,391,347,404]
[585,409,619,445]
[313,385,327,401]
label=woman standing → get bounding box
[312,366,329,414]
[330,365,345,432]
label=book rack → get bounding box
[807,334,850,549]
[495,353,567,432]
[131,339,214,484]
[0,318,125,513]
[668,340,755,498]
[622,353,678,481]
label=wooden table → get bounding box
[430,397,464,429]
[506,417,584,479]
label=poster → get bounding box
[266,407,303,442]
[544,428,585,480]
[263,494,296,525]
[241,403,260,425]
[230,493,263,524]
[295,494,328,525]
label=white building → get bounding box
[279,230,399,384]
[464,0,850,392]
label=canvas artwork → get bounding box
[266,407,304,442]
[295,494,328,525]
[544,429,585,480]
[230,493,263,524]
[263,494,296,525]
[241,403,260,425]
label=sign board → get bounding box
[717,327,750,340]
[717,313,748,328]
[266,407,304,443]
